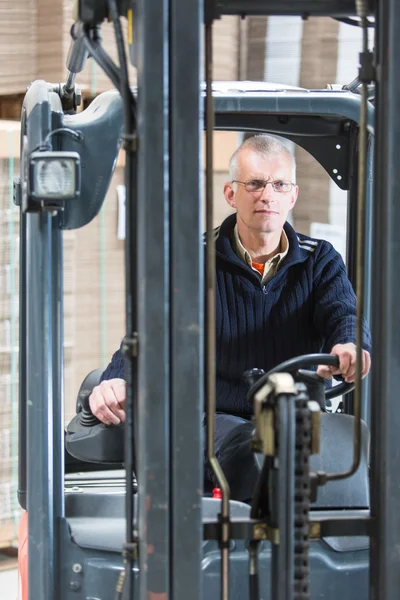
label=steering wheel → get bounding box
[245,353,354,408]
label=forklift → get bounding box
[16,0,400,599]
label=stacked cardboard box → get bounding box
[245,17,268,81]
[0,9,241,96]
[212,17,239,81]
[232,15,347,236]
[0,122,21,547]
[0,0,36,96]
[0,0,136,97]
[209,131,239,228]
[294,17,341,234]
[63,230,78,422]
[63,158,126,422]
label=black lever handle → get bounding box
[243,368,266,389]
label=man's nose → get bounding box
[260,183,276,202]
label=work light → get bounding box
[29,151,81,202]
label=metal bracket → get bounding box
[252,373,297,456]
[203,513,372,541]
[205,0,222,23]
[253,522,280,545]
[122,332,139,358]
[308,400,321,455]
[13,177,21,207]
[58,83,82,114]
[267,373,298,396]
[359,50,376,84]
[123,540,138,562]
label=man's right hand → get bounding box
[88,378,126,425]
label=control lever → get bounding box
[242,368,265,389]
[77,387,101,427]
[66,368,124,464]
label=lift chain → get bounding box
[294,390,313,600]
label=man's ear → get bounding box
[224,182,236,209]
[290,184,299,209]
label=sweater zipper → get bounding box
[216,250,305,281]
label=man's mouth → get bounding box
[255,209,279,215]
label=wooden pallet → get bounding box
[0,547,18,572]
[0,94,24,121]
[0,522,18,552]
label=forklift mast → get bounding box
[17,0,400,599]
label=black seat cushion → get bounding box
[215,413,369,508]
[309,413,369,509]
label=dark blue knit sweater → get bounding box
[101,213,371,415]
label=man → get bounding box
[89,134,371,499]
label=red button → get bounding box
[212,487,222,499]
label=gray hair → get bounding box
[229,134,296,182]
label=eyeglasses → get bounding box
[232,179,295,194]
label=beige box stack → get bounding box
[211,17,240,227]
[236,15,343,236]
[0,0,36,95]
[63,158,126,422]
[0,122,21,547]
[213,16,239,81]
[209,132,238,228]
[63,230,78,422]
[245,17,268,81]
[294,17,341,234]
[0,0,135,97]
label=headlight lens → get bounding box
[30,151,80,201]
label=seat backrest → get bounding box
[310,413,369,509]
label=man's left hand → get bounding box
[316,343,371,383]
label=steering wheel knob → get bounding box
[243,368,266,389]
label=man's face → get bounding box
[224,149,299,235]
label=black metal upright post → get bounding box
[362,139,374,426]
[345,133,374,423]
[21,91,64,600]
[135,1,170,597]
[216,0,359,15]
[18,209,27,511]
[169,0,203,599]
[270,396,296,600]
[26,213,60,600]
[369,0,400,596]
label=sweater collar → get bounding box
[215,213,312,272]
[232,223,289,268]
